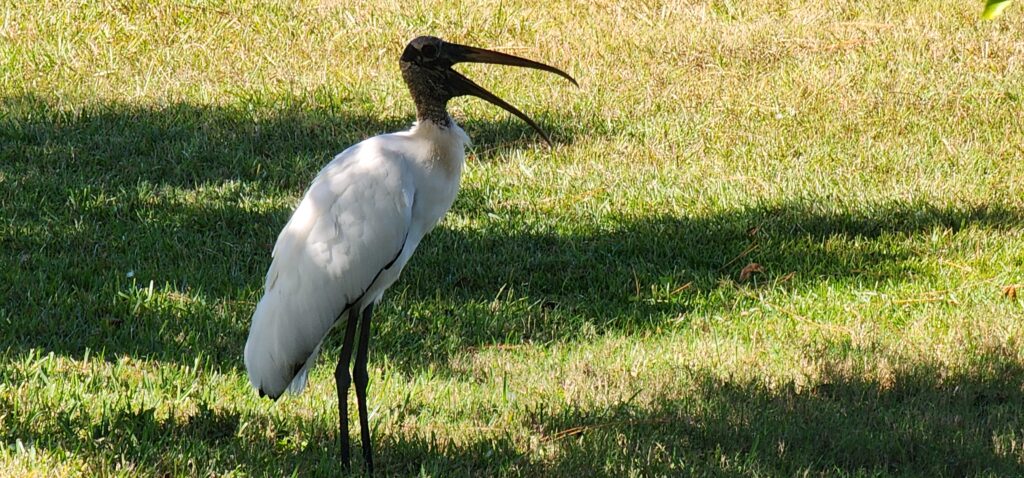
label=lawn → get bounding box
[2,0,1023,476]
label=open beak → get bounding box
[443,42,577,145]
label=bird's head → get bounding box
[399,36,577,144]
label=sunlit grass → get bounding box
[2,0,1023,476]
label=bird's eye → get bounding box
[420,44,439,59]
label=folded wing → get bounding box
[244,142,414,398]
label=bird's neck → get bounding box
[400,62,455,128]
[413,99,452,128]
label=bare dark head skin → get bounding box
[399,35,577,144]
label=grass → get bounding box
[2,0,1023,476]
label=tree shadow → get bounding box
[0,94,575,368]
[3,95,1023,475]
[0,94,577,192]
[2,93,1022,374]
[373,199,1024,371]
[0,94,400,189]
[3,94,404,368]
[4,348,1022,476]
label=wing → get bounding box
[244,140,415,398]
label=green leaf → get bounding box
[982,0,1013,19]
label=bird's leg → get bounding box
[353,303,375,474]
[334,307,361,471]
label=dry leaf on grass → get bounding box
[776,271,796,284]
[1003,284,1021,300]
[739,263,764,282]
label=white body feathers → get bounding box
[244,120,470,398]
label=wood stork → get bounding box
[243,35,576,473]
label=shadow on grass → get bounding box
[3,350,1022,476]
[3,94,1023,476]
[0,93,576,192]
[2,94,1024,371]
[0,93,576,366]
[373,199,1024,371]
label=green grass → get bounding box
[2,0,1024,476]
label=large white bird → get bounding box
[243,35,575,472]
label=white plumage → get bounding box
[244,120,470,398]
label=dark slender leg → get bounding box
[334,307,360,471]
[353,303,374,474]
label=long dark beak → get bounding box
[444,42,577,145]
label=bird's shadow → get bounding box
[3,347,1023,476]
